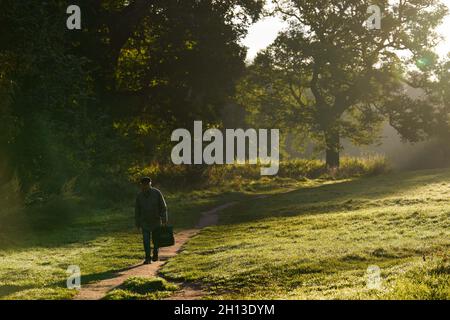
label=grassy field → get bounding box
[160,169,450,299]
[0,178,304,300]
[0,169,449,300]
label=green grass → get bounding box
[0,179,304,300]
[383,253,450,300]
[160,169,450,299]
[1,168,449,300]
[103,277,178,300]
[128,156,390,189]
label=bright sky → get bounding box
[242,0,450,62]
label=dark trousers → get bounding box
[142,228,158,259]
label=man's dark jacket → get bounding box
[135,188,168,230]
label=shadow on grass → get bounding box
[0,190,260,251]
[81,264,146,286]
[0,264,153,299]
[0,284,36,298]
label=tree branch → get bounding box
[310,62,326,107]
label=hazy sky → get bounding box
[242,1,450,62]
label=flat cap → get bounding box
[140,177,152,184]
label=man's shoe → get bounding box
[152,255,159,262]
[143,259,152,265]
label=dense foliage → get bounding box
[0,0,263,196]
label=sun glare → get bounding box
[437,0,450,57]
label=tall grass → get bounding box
[129,156,390,190]
[0,175,85,240]
[0,155,389,236]
[384,252,450,300]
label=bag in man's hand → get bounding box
[152,225,175,248]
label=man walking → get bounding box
[135,177,168,264]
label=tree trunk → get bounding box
[325,130,340,168]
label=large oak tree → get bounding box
[238,0,448,167]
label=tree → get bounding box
[0,0,265,192]
[68,0,265,161]
[238,0,448,167]
[0,1,95,190]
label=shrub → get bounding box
[335,155,390,179]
